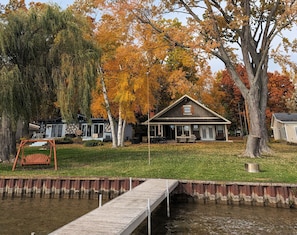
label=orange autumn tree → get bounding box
[219,65,249,135]
[285,70,297,112]
[201,70,227,117]
[90,12,167,147]
[266,71,295,124]
[75,0,217,147]
[88,5,213,146]
[137,17,217,112]
[90,13,147,147]
[95,45,151,147]
[122,0,297,157]
[219,65,294,135]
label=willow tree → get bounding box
[0,3,99,161]
[121,0,297,157]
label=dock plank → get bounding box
[49,178,178,235]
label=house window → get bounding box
[94,124,104,138]
[209,127,214,139]
[176,125,190,136]
[82,124,91,137]
[217,126,224,135]
[201,125,215,140]
[183,105,192,115]
[149,125,163,137]
[150,126,157,137]
[51,124,63,137]
[192,124,200,139]
[193,125,199,131]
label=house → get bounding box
[142,95,231,142]
[271,113,297,143]
[41,116,132,142]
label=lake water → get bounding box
[1,197,297,234]
[136,201,297,234]
[0,196,98,235]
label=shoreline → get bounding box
[1,177,297,208]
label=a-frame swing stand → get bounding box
[12,139,57,171]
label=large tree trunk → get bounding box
[243,89,262,157]
[0,112,16,162]
[243,91,271,157]
[259,69,271,154]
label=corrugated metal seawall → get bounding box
[176,180,297,208]
[1,177,297,208]
[0,177,145,200]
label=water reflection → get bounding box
[1,197,297,235]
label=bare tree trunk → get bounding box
[98,66,117,148]
[0,112,16,162]
[243,90,262,157]
[259,69,272,154]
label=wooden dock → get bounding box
[49,178,178,235]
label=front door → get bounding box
[200,125,215,140]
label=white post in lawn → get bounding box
[147,71,151,165]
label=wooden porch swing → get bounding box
[12,139,58,171]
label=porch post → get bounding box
[224,125,229,141]
[158,124,162,136]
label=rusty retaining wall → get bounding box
[1,177,297,208]
[0,177,145,200]
[176,180,297,208]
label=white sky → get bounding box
[1,0,296,73]
[0,0,72,8]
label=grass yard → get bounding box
[1,140,297,183]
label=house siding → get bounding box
[271,113,297,143]
[161,100,216,118]
[143,95,231,142]
[284,123,297,143]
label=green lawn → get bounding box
[1,140,297,183]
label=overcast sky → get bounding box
[1,0,72,8]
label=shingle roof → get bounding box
[143,94,231,125]
[273,113,297,122]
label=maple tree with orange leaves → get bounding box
[218,65,294,135]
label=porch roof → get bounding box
[149,117,228,124]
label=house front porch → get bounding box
[147,123,229,143]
